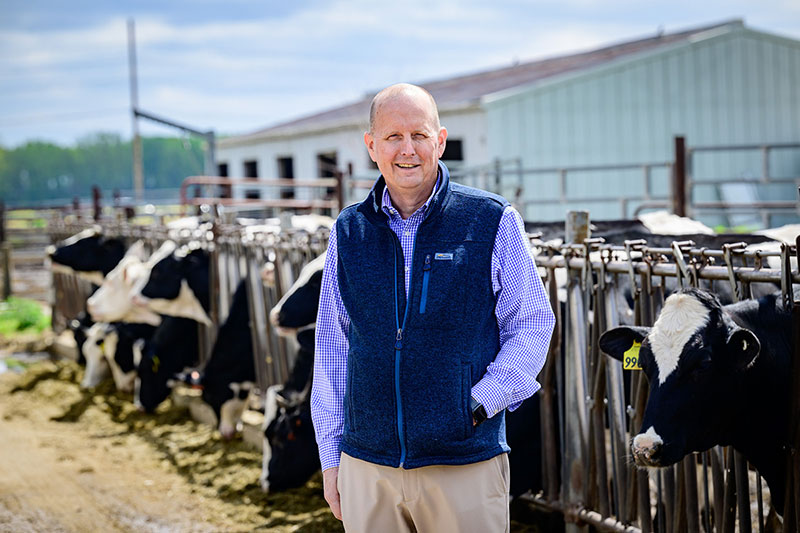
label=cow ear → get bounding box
[725,328,760,371]
[599,326,650,361]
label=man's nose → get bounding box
[400,137,415,155]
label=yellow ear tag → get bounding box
[623,341,642,370]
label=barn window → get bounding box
[442,139,463,162]
[243,160,260,199]
[217,162,231,199]
[278,156,295,199]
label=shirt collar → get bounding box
[381,169,441,219]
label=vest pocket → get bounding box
[419,254,431,314]
[463,363,474,439]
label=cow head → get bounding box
[87,241,161,326]
[262,391,318,492]
[50,228,126,283]
[137,243,211,325]
[80,322,112,389]
[599,288,760,468]
[269,252,325,336]
[202,381,254,440]
[134,345,184,413]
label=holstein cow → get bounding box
[49,229,129,362]
[599,288,792,513]
[200,279,257,439]
[260,254,324,493]
[135,242,257,435]
[132,243,210,411]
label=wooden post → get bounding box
[672,136,687,217]
[92,186,102,221]
[335,169,344,214]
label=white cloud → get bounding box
[1,0,799,146]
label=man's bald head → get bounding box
[368,83,440,134]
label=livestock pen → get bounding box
[46,207,799,533]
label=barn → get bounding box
[217,18,800,226]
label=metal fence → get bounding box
[526,216,799,532]
[46,210,800,532]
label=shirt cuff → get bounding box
[470,375,508,418]
[318,437,342,471]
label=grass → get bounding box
[0,297,51,336]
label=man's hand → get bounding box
[322,467,342,520]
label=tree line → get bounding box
[0,133,206,205]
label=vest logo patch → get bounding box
[434,253,454,260]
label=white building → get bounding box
[218,19,800,225]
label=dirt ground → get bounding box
[0,357,342,533]
[0,353,546,533]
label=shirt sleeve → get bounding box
[470,206,556,417]
[310,223,351,471]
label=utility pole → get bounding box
[128,18,144,201]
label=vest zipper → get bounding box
[391,229,419,468]
[419,254,432,314]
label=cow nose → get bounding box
[631,427,664,466]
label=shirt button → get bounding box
[405,266,410,272]
[404,231,411,236]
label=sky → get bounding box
[2,0,799,148]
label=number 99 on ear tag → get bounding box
[623,341,642,370]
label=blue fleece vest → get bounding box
[336,162,510,469]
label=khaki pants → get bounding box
[338,452,510,533]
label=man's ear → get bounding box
[364,131,375,161]
[722,328,761,371]
[437,126,448,158]
[599,326,650,361]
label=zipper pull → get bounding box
[395,328,403,350]
[423,254,432,271]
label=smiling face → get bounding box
[364,85,447,201]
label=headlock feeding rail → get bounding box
[48,210,799,533]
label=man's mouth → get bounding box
[396,163,419,169]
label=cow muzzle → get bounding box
[631,427,664,467]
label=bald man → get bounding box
[311,83,555,532]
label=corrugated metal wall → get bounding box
[485,27,800,223]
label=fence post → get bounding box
[672,136,687,217]
[563,210,590,533]
[92,185,102,221]
[0,201,10,300]
[335,169,344,214]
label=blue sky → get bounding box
[2,0,799,147]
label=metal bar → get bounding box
[673,136,687,217]
[683,456,700,532]
[734,451,752,533]
[689,142,800,152]
[520,494,644,533]
[542,267,561,502]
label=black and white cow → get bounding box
[49,228,127,285]
[200,279,257,439]
[137,243,211,326]
[599,288,792,512]
[130,244,211,411]
[260,254,324,493]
